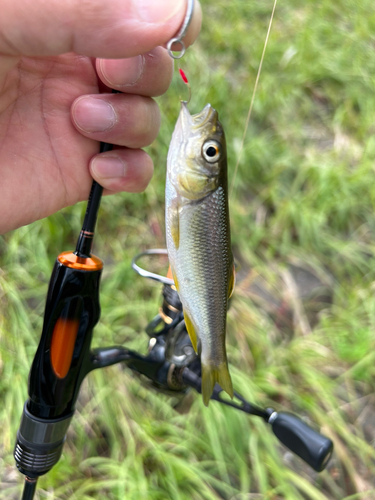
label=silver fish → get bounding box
[165,101,234,406]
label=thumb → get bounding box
[0,0,201,58]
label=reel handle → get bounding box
[268,411,333,472]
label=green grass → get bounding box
[2,0,375,498]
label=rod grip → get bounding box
[269,411,333,472]
[28,258,102,419]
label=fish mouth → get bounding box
[178,101,218,134]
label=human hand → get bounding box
[0,0,201,234]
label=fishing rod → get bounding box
[15,239,334,500]
[15,152,106,500]
[13,151,334,500]
[14,173,334,496]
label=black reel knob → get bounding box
[268,411,333,472]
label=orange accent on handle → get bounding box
[167,266,174,280]
[58,251,103,271]
[50,318,80,378]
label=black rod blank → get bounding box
[21,478,37,500]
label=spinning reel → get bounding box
[13,202,333,500]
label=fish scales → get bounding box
[165,101,234,406]
[177,187,229,344]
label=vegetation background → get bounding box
[1,0,375,498]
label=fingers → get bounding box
[90,148,154,193]
[96,47,173,95]
[71,46,175,198]
[72,91,158,194]
[0,0,202,58]
[79,47,172,149]
[71,93,160,148]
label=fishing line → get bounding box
[229,0,279,200]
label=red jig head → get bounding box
[179,68,189,84]
[179,68,191,104]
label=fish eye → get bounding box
[202,140,221,163]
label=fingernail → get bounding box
[100,56,145,87]
[91,156,126,178]
[73,98,116,133]
[136,0,185,23]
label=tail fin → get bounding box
[201,362,233,407]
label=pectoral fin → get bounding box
[201,362,234,407]
[168,201,180,250]
[183,311,199,354]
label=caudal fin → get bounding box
[201,362,233,407]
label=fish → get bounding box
[165,101,235,406]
